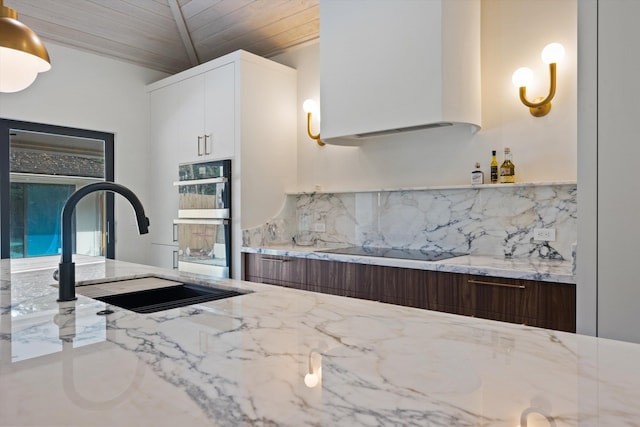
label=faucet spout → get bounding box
[57,182,150,302]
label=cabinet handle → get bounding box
[172,250,179,269]
[197,135,204,156]
[260,257,289,263]
[204,134,212,155]
[468,279,525,289]
[172,223,178,242]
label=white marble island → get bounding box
[0,257,637,426]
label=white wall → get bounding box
[479,0,577,182]
[272,0,577,192]
[0,42,168,264]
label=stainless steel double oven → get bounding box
[173,159,231,278]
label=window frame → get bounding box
[0,119,115,260]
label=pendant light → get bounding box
[0,0,51,93]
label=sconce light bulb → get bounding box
[304,372,319,388]
[303,99,319,114]
[541,43,565,64]
[512,67,533,88]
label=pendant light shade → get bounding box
[0,0,50,93]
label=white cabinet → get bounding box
[203,64,234,160]
[319,0,481,143]
[147,51,297,278]
[147,63,234,247]
[148,82,179,246]
[176,73,205,162]
[149,243,178,270]
[587,0,640,344]
[175,63,235,162]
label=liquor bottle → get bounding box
[490,150,498,183]
[500,147,515,183]
[471,162,484,184]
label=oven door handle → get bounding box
[176,208,230,220]
[173,177,228,186]
[173,218,229,225]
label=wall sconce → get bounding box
[302,99,325,146]
[512,43,565,117]
[303,350,322,388]
[0,0,51,93]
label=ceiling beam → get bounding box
[168,0,200,67]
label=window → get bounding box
[0,119,115,259]
[10,183,75,257]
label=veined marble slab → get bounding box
[1,257,635,426]
[245,183,577,263]
[241,245,575,284]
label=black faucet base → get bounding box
[57,262,77,302]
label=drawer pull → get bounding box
[260,257,289,263]
[468,279,525,289]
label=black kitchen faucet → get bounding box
[55,182,150,302]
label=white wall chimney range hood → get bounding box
[319,0,481,146]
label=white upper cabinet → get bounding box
[174,63,235,162]
[320,0,481,144]
[204,64,235,160]
[176,72,205,162]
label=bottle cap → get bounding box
[492,150,496,155]
[504,147,511,153]
[475,162,480,168]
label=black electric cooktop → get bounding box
[318,246,467,262]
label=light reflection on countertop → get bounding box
[1,256,636,426]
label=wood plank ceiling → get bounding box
[4,0,320,74]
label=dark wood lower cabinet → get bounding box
[244,254,306,288]
[242,253,576,332]
[354,264,438,310]
[448,275,533,323]
[469,277,530,322]
[306,258,357,296]
[527,280,576,332]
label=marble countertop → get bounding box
[241,245,576,284]
[2,256,635,426]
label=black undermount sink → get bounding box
[95,282,244,313]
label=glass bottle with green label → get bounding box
[500,147,515,183]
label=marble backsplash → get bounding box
[243,183,577,260]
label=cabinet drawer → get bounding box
[244,253,306,286]
[353,265,437,309]
[526,280,576,332]
[435,274,530,323]
[455,275,575,332]
[306,259,357,297]
[433,272,473,316]
[465,275,530,321]
[354,264,404,302]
